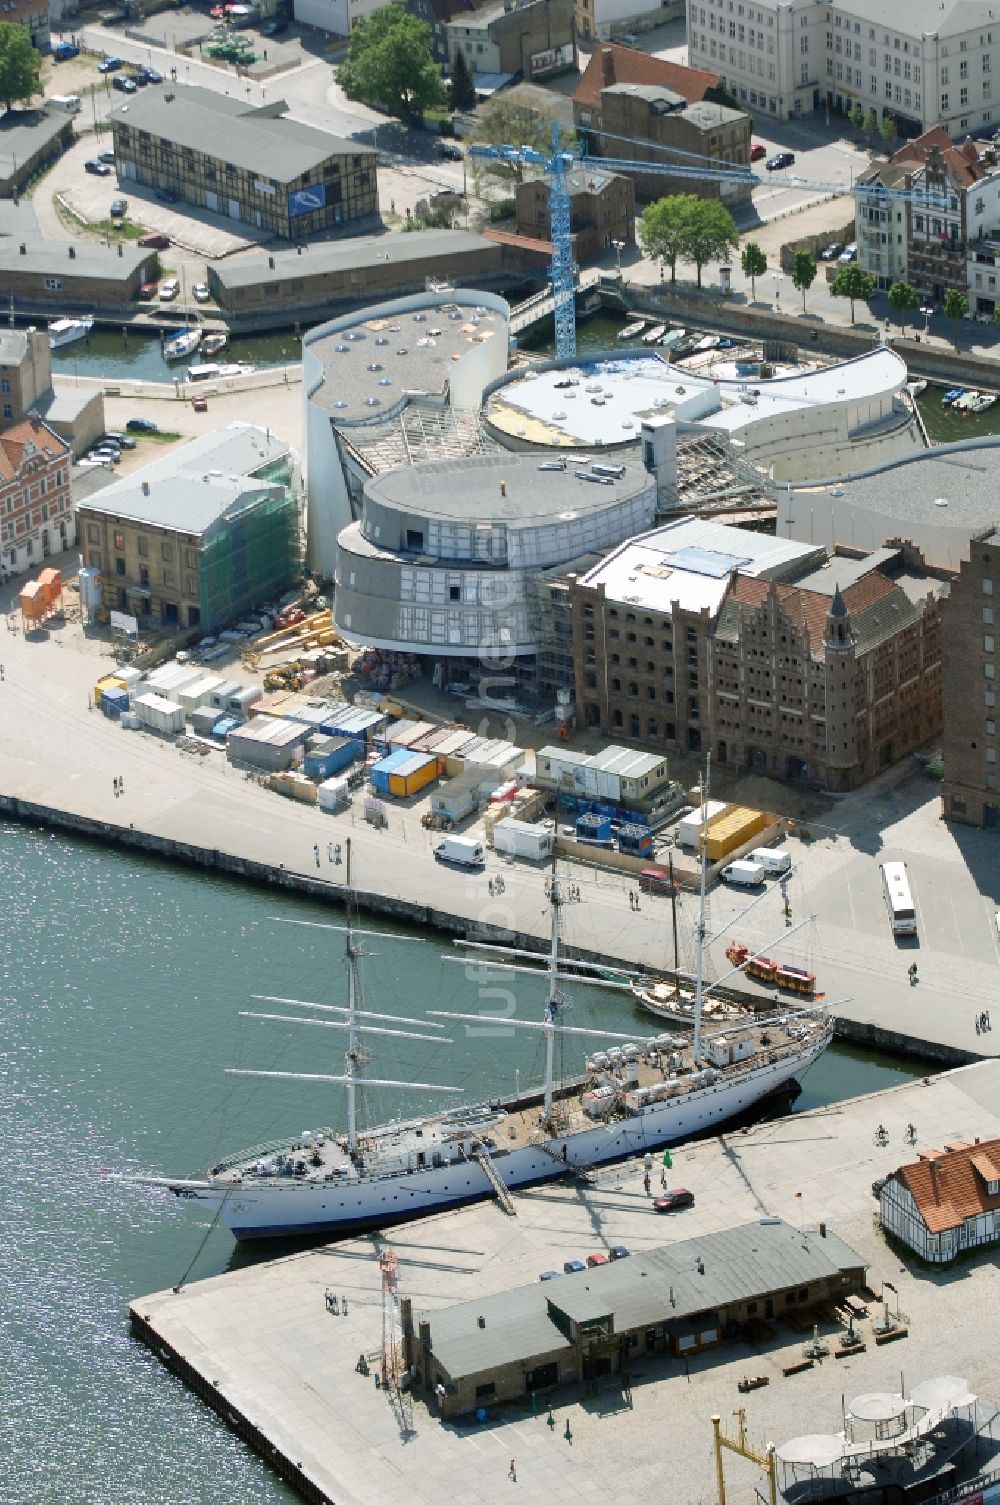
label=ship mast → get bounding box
[542,862,563,1126]
[692,756,710,1066]
[345,838,359,1152]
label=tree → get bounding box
[880,113,896,149]
[680,198,739,288]
[887,280,920,332]
[0,21,40,111]
[740,240,767,300]
[469,96,574,190]
[450,47,474,113]
[849,102,865,133]
[993,304,1000,327]
[638,194,696,284]
[337,5,444,123]
[944,287,969,320]
[792,249,817,311]
[830,262,876,323]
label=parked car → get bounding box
[77,456,114,470]
[639,866,678,897]
[142,66,163,83]
[766,151,795,170]
[98,56,123,73]
[838,242,858,263]
[430,187,463,201]
[84,159,111,176]
[750,142,767,161]
[192,282,210,303]
[136,281,158,301]
[539,1270,560,1281]
[562,1259,586,1274]
[158,278,180,301]
[111,75,137,93]
[192,393,208,412]
[110,198,128,218]
[609,1246,630,1261]
[126,417,159,433]
[53,41,81,61]
[127,71,148,87]
[104,431,136,448]
[437,142,463,161]
[653,1188,695,1212]
[154,186,179,204]
[820,242,844,261]
[586,1253,609,1267]
[97,149,116,165]
[138,232,170,249]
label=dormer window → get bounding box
[989,1178,999,1194]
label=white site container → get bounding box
[117,665,143,694]
[134,693,185,735]
[209,679,243,711]
[676,800,729,848]
[143,663,204,699]
[318,775,351,812]
[230,685,262,715]
[493,817,553,861]
[176,675,226,713]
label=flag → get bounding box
[662,1149,673,1169]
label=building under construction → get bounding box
[77,424,299,633]
[402,1219,866,1419]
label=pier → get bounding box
[128,1058,1000,1505]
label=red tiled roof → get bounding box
[723,570,897,658]
[573,44,720,111]
[888,124,993,190]
[0,415,67,483]
[894,1136,1000,1235]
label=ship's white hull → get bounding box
[177,1034,828,1241]
[49,317,94,348]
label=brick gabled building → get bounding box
[879,1137,1000,1264]
[0,412,72,580]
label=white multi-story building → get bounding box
[687,0,1000,136]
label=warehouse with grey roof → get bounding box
[402,1220,867,1418]
[110,86,376,240]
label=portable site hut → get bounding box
[209,679,243,712]
[675,800,730,848]
[177,675,227,713]
[94,673,127,706]
[143,662,205,700]
[226,715,307,772]
[134,693,185,734]
[370,747,412,795]
[303,735,356,781]
[37,567,62,610]
[493,818,553,861]
[190,705,225,736]
[19,579,46,623]
[101,686,130,719]
[386,719,438,751]
[387,752,437,799]
[318,775,351,813]
[323,705,388,747]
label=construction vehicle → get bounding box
[725,941,820,998]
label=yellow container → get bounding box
[705,806,770,862]
[388,755,437,799]
[94,674,126,706]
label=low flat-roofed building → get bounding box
[534,743,672,806]
[779,440,1000,574]
[335,452,657,658]
[404,1219,866,1417]
[209,229,504,318]
[0,108,73,199]
[110,86,377,241]
[3,237,158,313]
[76,424,298,632]
[879,1137,1000,1263]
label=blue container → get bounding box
[576,812,612,843]
[212,715,241,739]
[617,822,653,856]
[101,688,129,719]
[304,736,356,781]
[370,746,411,794]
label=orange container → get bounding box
[20,580,46,622]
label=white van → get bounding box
[720,858,766,887]
[434,835,486,869]
[750,847,791,876]
[49,94,82,114]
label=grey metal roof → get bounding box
[0,109,69,179]
[798,440,1000,528]
[0,237,152,279]
[111,86,367,184]
[793,548,902,596]
[76,423,291,536]
[419,1220,865,1380]
[365,453,652,524]
[828,0,997,34]
[215,228,497,291]
[0,330,28,366]
[682,100,745,129]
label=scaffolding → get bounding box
[198,487,299,632]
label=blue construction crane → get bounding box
[468,122,578,358]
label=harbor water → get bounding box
[2,823,933,1503]
[46,324,299,383]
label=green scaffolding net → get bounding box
[199,487,299,632]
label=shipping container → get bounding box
[387,752,437,799]
[318,775,351,813]
[101,687,129,719]
[209,679,243,712]
[576,812,612,844]
[617,822,654,857]
[304,736,356,781]
[675,800,731,848]
[134,693,185,735]
[94,674,127,706]
[117,665,143,694]
[190,705,221,737]
[370,747,413,794]
[704,807,769,863]
[493,818,553,861]
[226,715,307,771]
[177,676,227,713]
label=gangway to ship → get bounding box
[471,1142,517,1216]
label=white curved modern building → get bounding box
[303,289,511,578]
[334,453,657,656]
[484,347,920,483]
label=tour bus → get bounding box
[880,860,917,936]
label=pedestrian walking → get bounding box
[660,1168,667,1190]
[118,775,124,794]
[0,664,5,679]
[325,1288,334,1311]
[342,1295,349,1316]
[113,777,119,797]
[328,842,335,863]
[489,878,495,896]
[643,1172,651,1195]
[508,1459,517,1483]
[976,1015,982,1035]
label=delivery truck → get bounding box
[434,835,486,869]
[720,858,766,888]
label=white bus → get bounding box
[881,860,917,936]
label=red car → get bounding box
[586,1252,610,1267]
[136,281,157,301]
[750,143,767,161]
[192,393,208,412]
[653,1188,694,1212]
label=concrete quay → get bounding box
[0,591,999,1067]
[129,1058,1000,1505]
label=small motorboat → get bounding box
[163,328,202,362]
[200,331,228,358]
[659,328,686,348]
[953,390,979,410]
[970,392,997,412]
[617,320,646,340]
[49,316,94,349]
[943,387,965,403]
[642,324,667,343]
